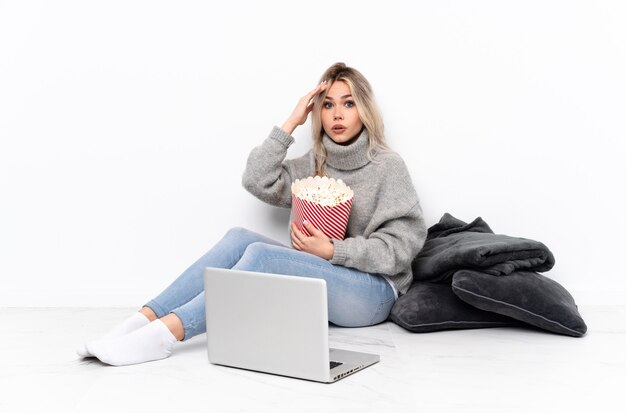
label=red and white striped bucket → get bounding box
[292,195,352,240]
[291,176,353,240]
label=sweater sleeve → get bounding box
[242,126,296,208]
[330,201,427,276]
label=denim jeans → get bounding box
[145,227,396,340]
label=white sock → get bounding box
[77,312,150,357]
[86,319,177,366]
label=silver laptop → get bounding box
[203,267,380,383]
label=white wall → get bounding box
[1,0,625,306]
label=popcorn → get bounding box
[291,176,353,240]
[294,185,349,207]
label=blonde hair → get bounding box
[311,62,389,176]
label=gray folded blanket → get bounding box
[392,213,586,337]
[411,213,555,283]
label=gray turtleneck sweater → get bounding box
[242,126,427,295]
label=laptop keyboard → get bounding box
[330,361,343,369]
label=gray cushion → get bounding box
[389,282,519,333]
[451,270,587,337]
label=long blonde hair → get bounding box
[311,63,389,176]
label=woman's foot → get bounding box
[76,311,151,357]
[86,319,177,366]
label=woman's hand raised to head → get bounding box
[281,81,327,136]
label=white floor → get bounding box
[1,306,625,413]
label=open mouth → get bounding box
[332,125,347,134]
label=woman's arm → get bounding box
[331,202,427,276]
[241,127,296,207]
[242,82,328,207]
[330,156,427,276]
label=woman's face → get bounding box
[321,81,363,145]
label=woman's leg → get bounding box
[80,227,285,361]
[144,227,286,318]
[233,242,396,327]
[161,242,395,346]
[85,236,394,365]
[167,242,396,344]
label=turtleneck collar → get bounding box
[323,128,372,171]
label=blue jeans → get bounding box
[145,227,396,340]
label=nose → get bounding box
[333,107,343,120]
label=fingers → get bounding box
[292,237,302,250]
[293,220,328,240]
[285,82,328,133]
[291,222,303,239]
[292,221,317,251]
[305,80,328,101]
[291,223,304,250]
[302,220,323,238]
[292,221,334,260]
[306,101,315,115]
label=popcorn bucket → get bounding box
[291,176,353,240]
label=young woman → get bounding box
[78,63,427,366]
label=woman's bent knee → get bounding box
[236,242,275,269]
[223,226,253,240]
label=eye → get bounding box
[323,101,333,109]
[344,100,355,108]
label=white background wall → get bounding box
[1,0,625,307]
